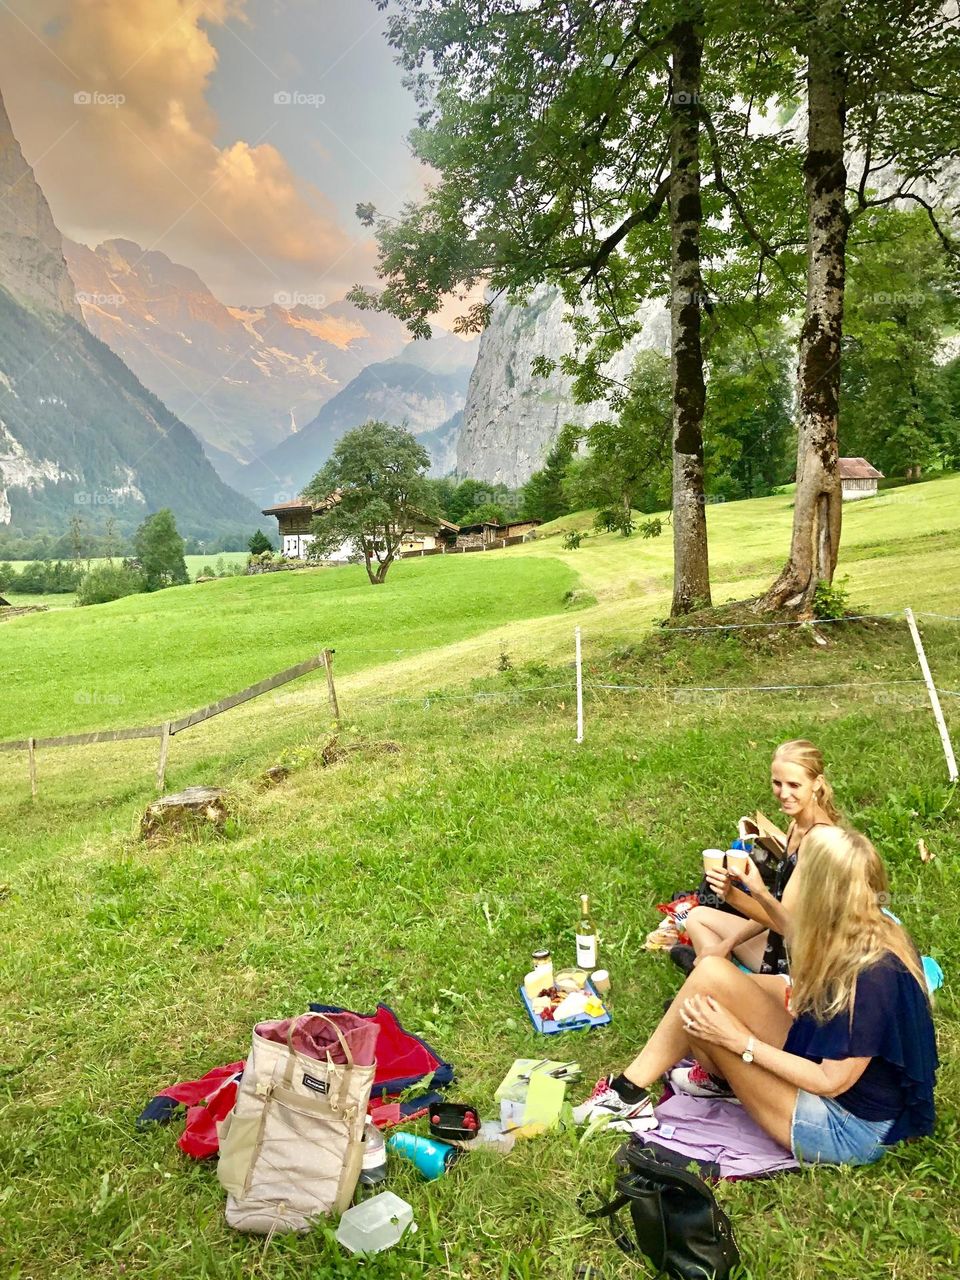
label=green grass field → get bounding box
[2,478,959,1279]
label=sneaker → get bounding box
[572,1076,654,1126]
[669,944,696,976]
[668,1061,740,1102]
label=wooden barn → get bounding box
[839,457,883,501]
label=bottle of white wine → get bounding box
[575,893,597,969]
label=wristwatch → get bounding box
[741,1036,756,1064]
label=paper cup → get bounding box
[702,849,726,876]
[590,969,610,994]
[726,851,749,876]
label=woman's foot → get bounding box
[668,1061,741,1102]
[572,1074,654,1125]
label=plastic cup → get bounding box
[702,849,726,877]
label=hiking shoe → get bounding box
[668,1061,740,1102]
[572,1076,654,1125]
[669,943,697,976]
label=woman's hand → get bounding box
[704,867,735,901]
[693,939,733,967]
[679,993,749,1053]
[735,856,768,899]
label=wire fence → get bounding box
[2,608,958,796]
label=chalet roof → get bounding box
[0,594,10,607]
[838,457,883,480]
[262,490,458,532]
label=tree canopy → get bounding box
[133,510,188,592]
[304,421,438,585]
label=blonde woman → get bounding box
[578,828,937,1165]
[679,739,841,977]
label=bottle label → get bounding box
[576,934,597,967]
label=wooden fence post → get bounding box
[323,649,341,726]
[156,721,171,792]
[575,627,584,744]
[28,737,37,797]
[905,608,958,783]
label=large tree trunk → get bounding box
[760,1,847,612]
[669,19,711,615]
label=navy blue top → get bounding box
[783,952,937,1144]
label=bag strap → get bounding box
[622,1145,720,1207]
[282,1012,356,1101]
[578,1190,637,1255]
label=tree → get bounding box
[303,421,437,585]
[76,563,146,607]
[459,501,508,527]
[759,0,960,610]
[840,209,960,476]
[350,0,803,613]
[563,352,674,522]
[704,325,795,498]
[133,509,189,591]
[248,529,273,556]
[521,427,578,522]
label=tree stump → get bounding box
[140,786,229,839]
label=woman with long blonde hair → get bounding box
[578,828,937,1165]
[680,739,840,978]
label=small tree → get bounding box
[76,562,146,606]
[304,421,437,585]
[133,509,189,591]
[459,501,507,527]
[248,529,273,556]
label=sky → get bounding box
[0,0,438,308]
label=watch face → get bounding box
[742,1050,754,1063]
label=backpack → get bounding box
[582,1142,741,1279]
[217,1012,378,1234]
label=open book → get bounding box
[738,812,789,860]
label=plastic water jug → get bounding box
[335,1191,415,1254]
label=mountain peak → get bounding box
[0,89,82,319]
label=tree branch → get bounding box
[579,176,671,285]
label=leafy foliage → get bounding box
[75,562,146,607]
[812,576,851,621]
[248,529,273,556]
[304,421,437,585]
[133,510,189,592]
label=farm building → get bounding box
[839,457,883,500]
[454,518,541,550]
[261,495,458,561]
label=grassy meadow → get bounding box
[1,477,959,1279]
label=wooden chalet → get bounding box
[261,492,458,561]
[838,457,883,501]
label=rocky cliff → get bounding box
[456,285,671,486]
[0,92,81,320]
[0,91,263,539]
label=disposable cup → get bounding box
[702,849,726,877]
[726,851,749,876]
[591,969,610,994]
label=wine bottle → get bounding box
[575,893,597,969]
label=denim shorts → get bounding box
[791,1090,895,1166]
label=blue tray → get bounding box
[520,979,612,1035]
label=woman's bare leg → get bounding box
[687,1035,799,1150]
[620,959,793,1090]
[685,906,768,970]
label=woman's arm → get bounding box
[682,993,870,1097]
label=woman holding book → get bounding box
[578,827,937,1166]
[678,739,839,977]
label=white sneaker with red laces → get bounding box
[668,1061,740,1102]
[572,1076,655,1126]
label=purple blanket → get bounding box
[645,1092,799,1179]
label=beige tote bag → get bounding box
[218,1012,377,1234]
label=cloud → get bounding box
[0,0,370,302]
